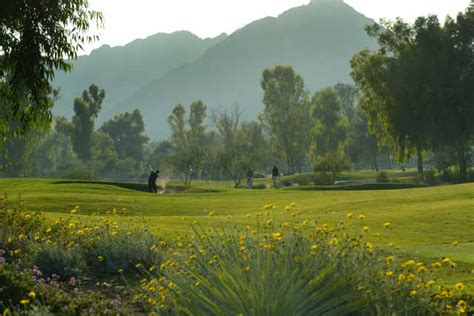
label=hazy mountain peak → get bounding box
[54,1,376,138]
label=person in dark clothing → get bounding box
[246,167,254,189]
[148,169,160,193]
[272,165,280,188]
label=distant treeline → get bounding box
[0,6,472,184]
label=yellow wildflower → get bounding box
[383,222,391,229]
[432,262,441,269]
[409,290,417,297]
[397,274,406,283]
[272,232,283,241]
[455,282,465,291]
[28,291,36,299]
[97,256,104,262]
[358,214,366,220]
[457,300,467,309]
[20,299,29,305]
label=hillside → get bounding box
[52,31,227,119]
[53,0,377,138]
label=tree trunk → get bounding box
[373,150,379,172]
[416,144,424,179]
[456,140,468,181]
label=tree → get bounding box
[214,108,268,187]
[433,8,474,180]
[351,16,445,178]
[100,109,149,163]
[260,65,312,174]
[0,0,102,138]
[148,140,174,172]
[346,109,379,171]
[92,131,118,177]
[310,87,350,183]
[167,101,209,186]
[71,84,105,161]
[334,83,359,122]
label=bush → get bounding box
[251,183,267,190]
[139,208,466,315]
[81,229,160,277]
[439,169,454,182]
[375,171,390,183]
[469,169,474,182]
[313,172,334,185]
[0,263,36,307]
[424,169,436,184]
[33,244,87,279]
[280,179,293,187]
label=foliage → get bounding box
[351,8,474,178]
[71,84,105,161]
[261,65,312,174]
[310,87,350,183]
[0,0,102,138]
[0,262,36,308]
[136,205,471,315]
[424,169,436,184]
[100,109,149,163]
[168,102,209,186]
[214,108,268,187]
[33,244,87,279]
[375,171,390,183]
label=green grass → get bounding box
[1,177,474,291]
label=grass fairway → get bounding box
[1,177,473,291]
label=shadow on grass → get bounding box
[52,180,221,194]
[286,183,428,191]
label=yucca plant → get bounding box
[153,225,364,315]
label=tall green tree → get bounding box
[346,110,379,171]
[0,0,102,138]
[351,16,445,177]
[434,8,474,179]
[91,131,118,177]
[214,108,267,187]
[100,109,149,163]
[167,101,209,186]
[71,84,105,161]
[310,87,350,183]
[260,65,311,174]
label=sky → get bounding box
[82,0,471,55]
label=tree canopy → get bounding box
[0,0,102,138]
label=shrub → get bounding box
[439,169,454,182]
[313,172,334,185]
[251,183,267,190]
[139,205,467,315]
[0,263,35,307]
[280,179,293,187]
[375,171,390,183]
[33,244,88,279]
[468,169,474,182]
[424,169,436,184]
[81,228,160,277]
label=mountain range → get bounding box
[52,0,377,138]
